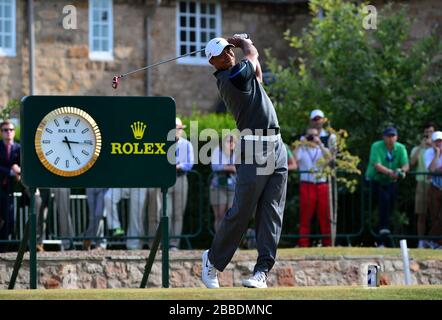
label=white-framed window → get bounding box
[89,0,113,61]
[0,0,16,57]
[176,0,221,65]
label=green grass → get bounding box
[0,286,441,300]
[274,247,442,260]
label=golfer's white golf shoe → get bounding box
[242,271,268,288]
[202,250,219,289]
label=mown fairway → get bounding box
[1,285,441,300]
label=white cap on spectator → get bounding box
[310,109,325,120]
[176,117,186,129]
[432,131,442,141]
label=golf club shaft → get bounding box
[121,34,248,78]
[112,33,249,89]
[119,48,205,79]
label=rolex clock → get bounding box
[34,107,102,177]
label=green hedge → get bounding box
[179,110,236,137]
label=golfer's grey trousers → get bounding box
[209,138,288,273]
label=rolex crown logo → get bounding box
[63,116,71,125]
[131,121,147,140]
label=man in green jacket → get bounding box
[366,126,409,247]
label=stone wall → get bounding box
[0,0,26,107]
[32,0,147,97]
[145,0,309,114]
[0,0,308,115]
[1,0,442,114]
[0,0,151,109]
[1,250,441,289]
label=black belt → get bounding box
[250,128,280,136]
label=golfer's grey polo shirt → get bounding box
[214,59,279,132]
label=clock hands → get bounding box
[61,138,91,145]
[62,136,75,159]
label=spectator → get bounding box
[0,120,21,252]
[32,188,73,251]
[309,109,337,155]
[84,188,108,250]
[36,188,51,252]
[19,188,43,250]
[52,188,75,250]
[286,143,297,171]
[365,126,409,247]
[410,122,435,248]
[310,110,340,245]
[294,127,332,247]
[104,188,147,250]
[424,131,442,249]
[148,117,194,250]
[104,189,124,238]
[210,134,237,232]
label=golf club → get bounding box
[112,34,249,89]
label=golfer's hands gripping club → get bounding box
[228,33,252,47]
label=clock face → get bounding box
[35,107,102,177]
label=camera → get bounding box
[396,169,406,179]
[306,135,314,142]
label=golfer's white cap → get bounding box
[310,109,325,120]
[432,131,442,141]
[205,38,234,61]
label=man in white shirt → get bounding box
[410,122,435,248]
[424,131,442,249]
[294,127,332,247]
[309,109,337,155]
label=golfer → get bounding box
[202,35,288,288]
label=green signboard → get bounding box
[21,96,176,188]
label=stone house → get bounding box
[0,0,441,115]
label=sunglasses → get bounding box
[312,117,322,121]
[2,128,14,132]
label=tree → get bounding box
[266,0,442,166]
[265,0,442,245]
[0,99,20,121]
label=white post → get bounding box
[400,239,412,285]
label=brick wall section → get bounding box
[0,250,441,289]
[372,0,442,42]
[0,0,26,106]
[149,1,308,114]
[1,0,442,114]
[0,0,310,114]
[148,3,220,114]
[32,0,147,97]
[0,0,149,109]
